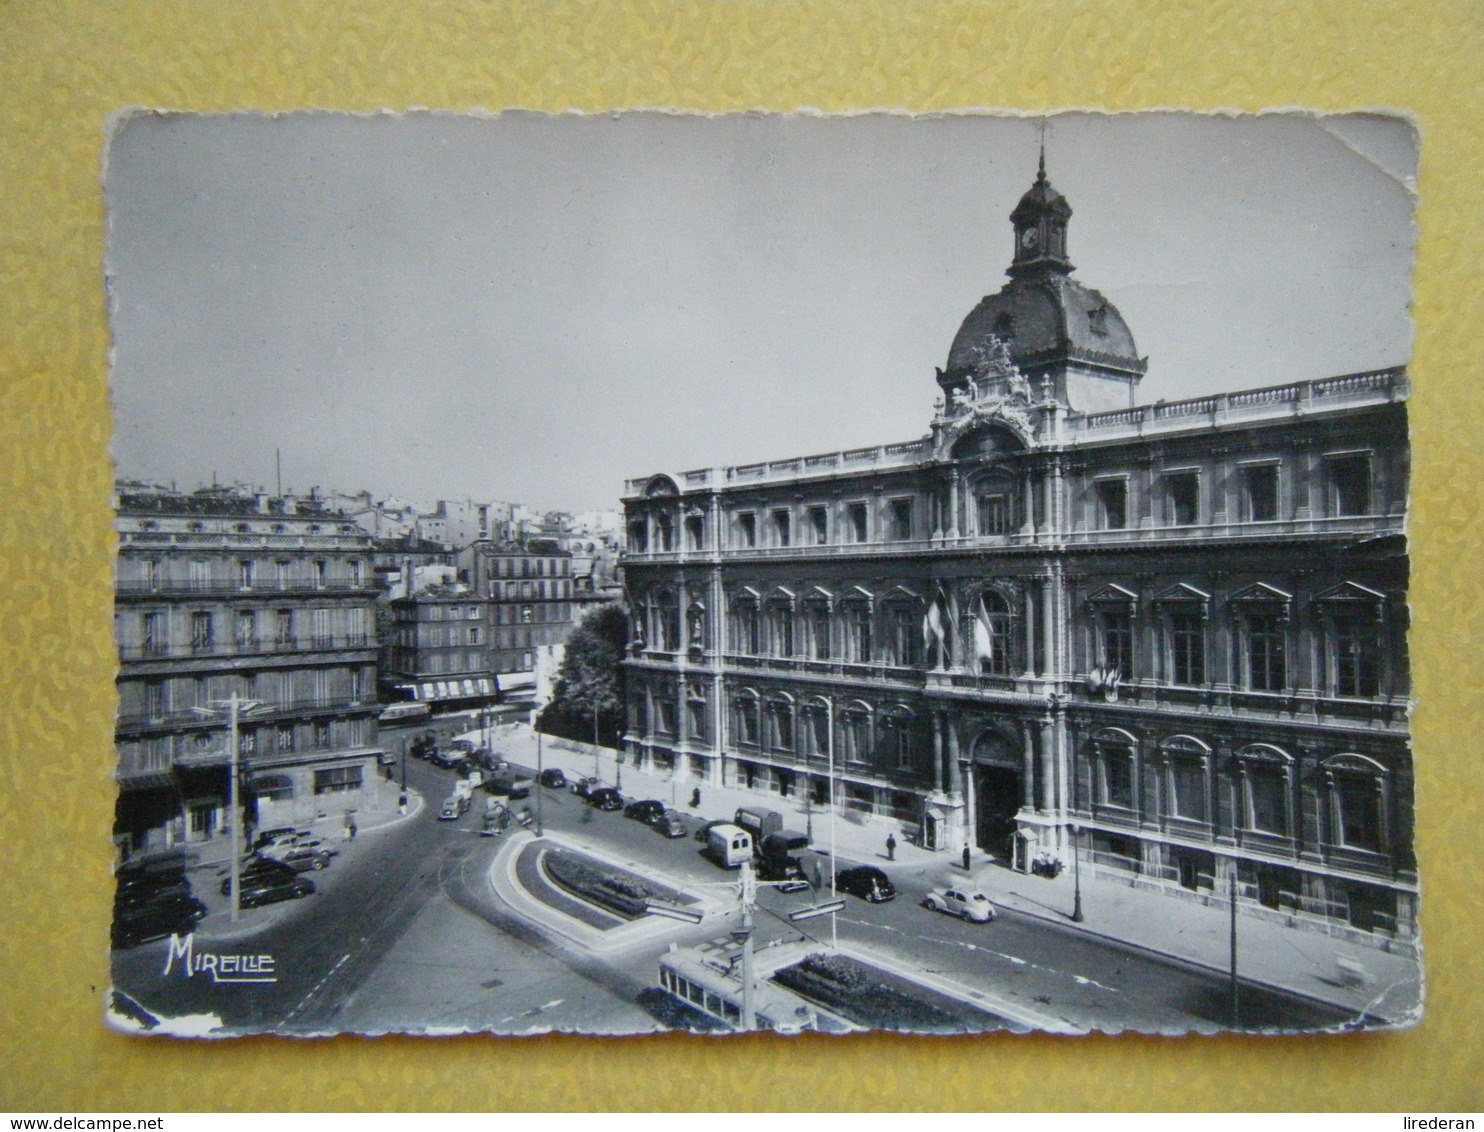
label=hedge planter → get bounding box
[773,952,964,1032]
[543,849,666,920]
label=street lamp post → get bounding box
[535,716,545,837]
[827,696,837,950]
[1070,822,1084,923]
[191,692,266,924]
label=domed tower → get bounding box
[938,155,1146,414]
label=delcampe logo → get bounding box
[162,934,277,984]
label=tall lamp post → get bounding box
[191,692,269,923]
[1069,821,1084,923]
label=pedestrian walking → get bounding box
[346,814,358,840]
[885,833,897,861]
[689,787,702,809]
[398,793,408,816]
[962,844,972,872]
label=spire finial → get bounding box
[1038,117,1047,180]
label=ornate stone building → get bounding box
[620,163,1415,949]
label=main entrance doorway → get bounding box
[975,765,1022,860]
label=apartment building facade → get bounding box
[113,490,384,857]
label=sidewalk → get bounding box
[468,721,1423,1025]
[180,775,425,941]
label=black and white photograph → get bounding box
[105,110,1420,1038]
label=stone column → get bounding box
[947,467,961,539]
[1022,725,1036,809]
[1039,714,1056,815]
[931,711,945,795]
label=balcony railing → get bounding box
[116,695,377,730]
[116,578,379,597]
[118,633,375,661]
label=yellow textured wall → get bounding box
[1,0,1481,1112]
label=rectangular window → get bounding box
[977,494,1011,535]
[237,560,256,589]
[350,560,363,586]
[890,498,913,541]
[313,720,332,749]
[685,515,705,551]
[1335,776,1381,851]
[848,608,872,663]
[141,611,164,655]
[1333,613,1381,698]
[1101,749,1134,809]
[628,519,648,554]
[1097,610,1133,676]
[311,608,332,648]
[144,680,166,719]
[313,764,362,795]
[657,515,674,552]
[313,560,328,588]
[1245,613,1287,691]
[774,607,794,657]
[809,607,831,660]
[189,560,210,589]
[275,609,294,647]
[190,611,214,652]
[772,510,791,547]
[808,506,829,545]
[235,610,257,651]
[469,626,481,645]
[1094,479,1128,530]
[1168,611,1205,685]
[1327,453,1372,517]
[739,703,759,746]
[1242,464,1280,522]
[890,607,921,667]
[738,512,756,548]
[1164,472,1199,526]
[848,503,869,543]
[276,725,295,752]
[656,700,677,736]
[688,697,708,742]
[1248,769,1287,835]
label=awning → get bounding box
[405,678,498,702]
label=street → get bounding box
[111,721,1357,1036]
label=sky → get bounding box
[105,111,1416,514]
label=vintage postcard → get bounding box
[105,110,1420,1037]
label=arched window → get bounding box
[1159,735,1211,824]
[1090,727,1139,812]
[803,592,832,660]
[732,690,761,747]
[878,706,916,770]
[765,692,795,752]
[1323,754,1389,854]
[839,702,872,764]
[1233,743,1294,838]
[656,512,674,553]
[799,697,830,758]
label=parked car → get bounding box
[654,809,688,839]
[111,893,207,948]
[257,835,333,862]
[250,827,309,853]
[487,769,534,799]
[570,776,603,799]
[438,794,470,821]
[276,845,337,872]
[835,865,896,903]
[585,787,624,811]
[923,884,996,922]
[429,748,464,770]
[221,857,297,895]
[114,870,192,909]
[624,799,666,824]
[235,872,315,908]
[538,768,567,789]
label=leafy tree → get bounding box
[539,602,628,747]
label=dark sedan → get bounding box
[585,787,624,811]
[834,865,896,903]
[538,768,567,789]
[235,873,315,908]
[623,799,666,824]
[111,893,207,948]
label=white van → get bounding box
[704,823,754,868]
